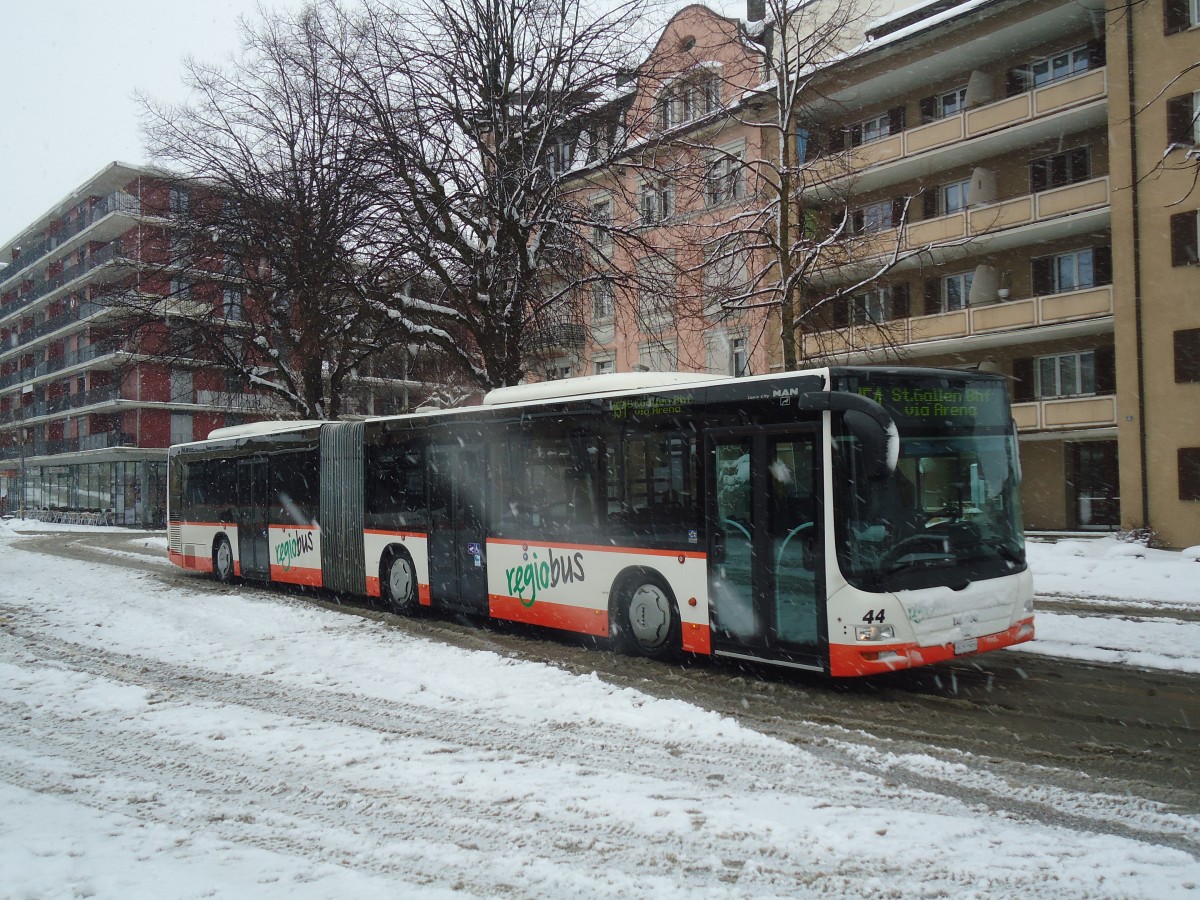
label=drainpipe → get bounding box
[1124,0,1151,528]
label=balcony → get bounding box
[0,242,134,324]
[1,192,140,289]
[530,323,587,350]
[808,68,1108,196]
[801,284,1114,358]
[0,341,124,390]
[1012,394,1117,432]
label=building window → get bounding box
[849,199,903,234]
[1036,350,1095,398]
[639,341,676,372]
[593,357,615,376]
[170,413,194,446]
[222,289,244,321]
[657,71,721,131]
[1171,210,1200,266]
[705,149,746,207]
[1032,246,1111,294]
[1176,328,1200,383]
[845,107,905,147]
[1030,146,1091,192]
[635,255,674,328]
[545,363,572,381]
[849,286,908,325]
[591,280,615,321]
[590,197,612,252]
[1164,0,1200,34]
[941,271,974,311]
[941,179,971,214]
[169,186,189,216]
[1007,44,1101,95]
[920,86,968,123]
[731,336,749,377]
[545,137,574,178]
[1167,92,1200,146]
[639,180,674,225]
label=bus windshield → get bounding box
[831,373,1026,590]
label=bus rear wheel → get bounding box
[613,575,680,660]
[381,551,418,615]
[213,536,234,584]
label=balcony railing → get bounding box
[0,241,134,324]
[1012,394,1117,432]
[0,382,122,425]
[814,68,1108,182]
[530,323,587,349]
[0,341,122,390]
[1,192,140,289]
[801,284,1114,357]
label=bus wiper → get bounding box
[994,543,1025,565]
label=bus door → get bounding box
[706,427,823,665]
[237,456,270,579]
[428,443,488,613]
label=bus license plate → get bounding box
[954,638,978,656]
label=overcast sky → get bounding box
[0,0,743,247]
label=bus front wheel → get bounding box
[381,550,418,615]
[613,574,680,660]
[213,536,234,583]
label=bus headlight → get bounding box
[854,624,895,642]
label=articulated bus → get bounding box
[167,366,1034,676]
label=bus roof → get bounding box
[201,420,325,442]
[482,372,726,406]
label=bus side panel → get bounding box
[363,530,431,605]
[485,538,711,654]
[267,523,323,587]
[170,522,240,576]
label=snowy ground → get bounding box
[1,519,1198,898]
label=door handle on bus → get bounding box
[711,529,726,564]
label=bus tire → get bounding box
[213,535,235,584]
[381,549,418,615]
[612,571,680,661]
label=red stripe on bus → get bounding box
[177,521,234,529]
[269,523,319,532]
[169,548,214,574]
[828,617,1035,677]
[487,537,706,560]
[270,565,323,587]
[682,622,711,655]
[489,593,610,637]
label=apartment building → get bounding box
[565,0,1198,547]
[0,162,409,526]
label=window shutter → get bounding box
[1174,328,1200,383]
[919,96,936,124]
[1167,94,1196,144]
[1171,210,1199,266]
[1178,448,1200,502]
[1031,256,1054,295]
[1030,158,1047,193]
[924,278,939,314]
[922,189,939,220]
[1012,357,1035,403]
[1093,345,1115,394]
[888,105,906,133]
[891,283,910,318]
[1094,245,1113,286]
[1086,38,1106,69]
[1005,66,1026,97]
[1164,0,1190,34]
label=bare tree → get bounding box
[344,0,661,390]
[132,2,411,420]
[672,0,949,371]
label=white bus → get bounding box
[167,366,1033,676]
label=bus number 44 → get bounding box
[862,609,886,624]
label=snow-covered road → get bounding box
[2,523,1198,898]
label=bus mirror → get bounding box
[844,410,894,481]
